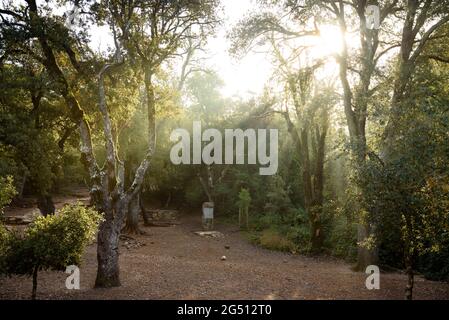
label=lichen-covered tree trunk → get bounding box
[95,195,129,287]
[27,0,151,288]
[95,217,121,287]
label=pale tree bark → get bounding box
[124,193,142,233]
[95,22,157,286]
[26,0,155,287]
[21,0,217,289]
[335,2,370,270]
[119,61,157,235]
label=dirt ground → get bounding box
[1,193,449,300]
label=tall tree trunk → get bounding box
[405,265,414,300]
[95,208,122,288]
[300,127,322,252]
[95,232,120,287]
[334,3,379,270]
[198,166,214,203]
[27,0,154,289]
[37,194,55,216]
[310,214,323,252]
[124,192,143,234]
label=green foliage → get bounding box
[0,203,103,295]
[416,234,449,281]
[237,188,251,209]
[327,214,358,260]
[1,0,449,292]
[264,175,292,216]
[360,59,449,274]
[0,54,78,190]
[258,229,296,252]
[250,199,312,253]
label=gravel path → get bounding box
[1,210,449,300]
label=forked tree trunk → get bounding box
[27,0,154,289]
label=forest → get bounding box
[0,0,449,301]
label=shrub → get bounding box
[327,214,358,261]
[0,203,103,299]
[258,229,296,252]
[253,212,282,231]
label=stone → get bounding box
[194,231,224,238]
[144,209,180,227]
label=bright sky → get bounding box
[79,0,274,98]
[204,0,273,98]
[58,0,349,98]
[203,1,351,98]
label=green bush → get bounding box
[327,214,358,261]
[0,203,103,299]
[253,212,282,231]
[250,208,312,253]
[258,229,296,252]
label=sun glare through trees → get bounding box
[1,0,449,308]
